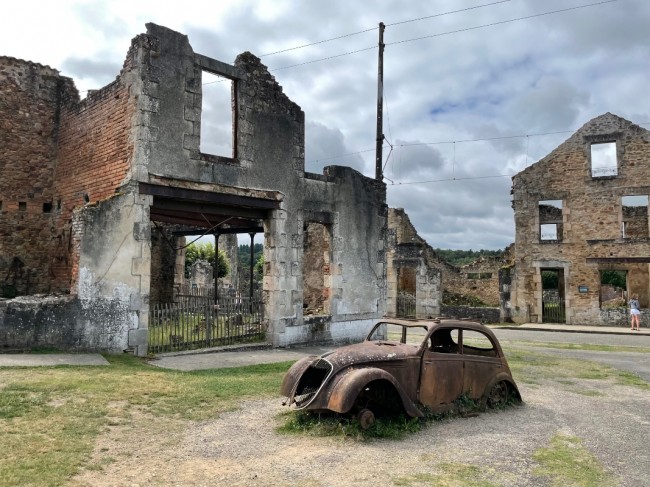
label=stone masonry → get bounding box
[0,23,387,353]
[509,113,650,326]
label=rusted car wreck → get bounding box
[281,318,521,428]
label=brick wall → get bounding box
[0,58,73,295]
[0,54,136,296]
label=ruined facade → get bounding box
[0,24,387,354]
[509,113,650,326]
[386,208,506,323]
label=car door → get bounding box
[461,328,502,400]
[418,327,463,408]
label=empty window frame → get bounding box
[539,199,563,242]
[466,272,492,279]
[200,71,234,158]
[591,142,617,177]
[599,269,627,308]
[621,195,649,239]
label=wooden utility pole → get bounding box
[375,22,385,181]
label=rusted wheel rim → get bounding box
[487,381,508,408]
[357,408,375,430]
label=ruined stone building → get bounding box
[386,208,442,319]
[0,23,387,354]
[386,208,504,322]
[509,113,650,326]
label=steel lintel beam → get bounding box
[139,182,280,210]
[152,197,267,220]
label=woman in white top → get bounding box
[629,294,641,331]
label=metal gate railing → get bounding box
[542,293,566,323]
[149,293,265,354]
[396,291,416,319]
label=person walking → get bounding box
[629,294,641,331]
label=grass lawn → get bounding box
[0,355,292,487]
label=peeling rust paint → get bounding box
[281,318,521,426]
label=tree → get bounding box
[600,270,626,289]
[185,242,229,279]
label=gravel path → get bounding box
[71,373,650,487]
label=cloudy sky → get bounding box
[3,0,648,250]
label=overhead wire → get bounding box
[270,0,618,71]
[259,0,513,58]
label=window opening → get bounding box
[43,202,53,213]
[599,270,627,308]
[200,71,234,158]
[18,202,26,211]
[539,199,562,242]
[621,195,648,239]
[303,222,331,316]
[396,265,416,318]
[461,330,496,357]
[430,328,459,354]
[466,272,492,279]
[591,142,617,177]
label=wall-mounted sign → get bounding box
[578,285,588,293]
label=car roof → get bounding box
[376,318,497,337]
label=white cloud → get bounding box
[3,0,649,251]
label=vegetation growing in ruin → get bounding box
[434,248,504,266]
[442,290,489,307]
[184,241,229,278]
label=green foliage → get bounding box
[254,254,264,277]
[600,270,626,289]
[185,241,229,279]
[238,243,264,283]
[542,271,559,289]
[278,394,487,440]
[442,290,488,307]
[434,248,504,266]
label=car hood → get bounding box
[318,341,419,370]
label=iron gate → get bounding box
[149,288,265,353]
[542,292,566,323]
[396,291,416,319]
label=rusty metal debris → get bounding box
[281,318,521,429]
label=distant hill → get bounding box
[434,248,504,267]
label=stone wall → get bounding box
[0,52,136,296]
[386,208,442,318]
[440,306,501,324]
[0,23,388,352]
[510,113,650,326]
[0,58,72,295]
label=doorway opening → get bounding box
[541,268,565,323]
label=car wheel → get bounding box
[486,381,509,408]
[357,408,375,430]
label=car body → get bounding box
[281,318,521,427]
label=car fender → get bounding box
[280,355,319,397]
[482,372,522,404]
[326,367,424,417]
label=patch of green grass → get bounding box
[504,347,648,391]
[393,463,501,486]
[277,394,508,440]
[0,356,293,487]
[574,389,604,397]
[533,433,615,486]
[513,341,650,354]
